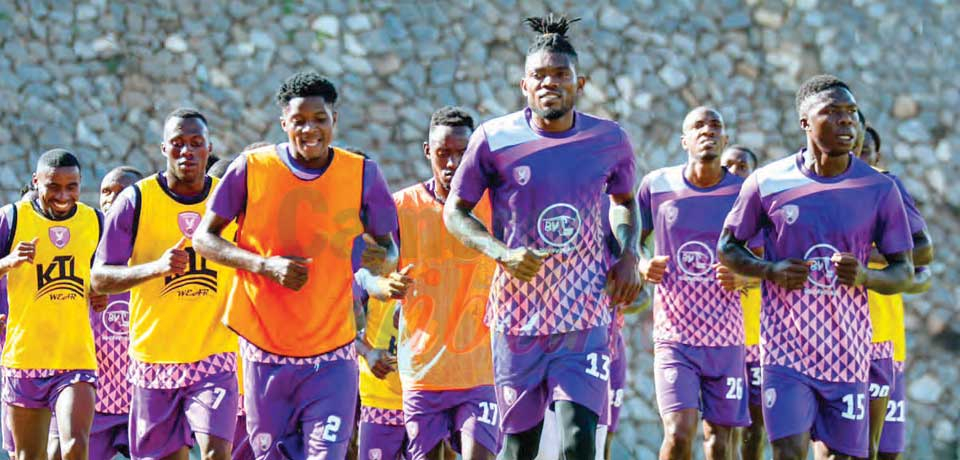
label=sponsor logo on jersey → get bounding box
[804,243,840,292]
[676,241,714,278]
[101,298,130,337]
[537,203,581,250]
[160,247,218,297]
[35,255,84,300]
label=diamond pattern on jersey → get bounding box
[487,202,611,336]
[239,337,356,365]
[871,340,894,360]
[653,271,744,346]
[93,328,130,414]
[761,282,871,383]
[745,344,760,364]
[2,368,77,378]
[360,406,404,426]
[128,352,236,390]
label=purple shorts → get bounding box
[233,414,255,460]
[403,386,500,459]
[868,357,894,400]
[2,370,97,411]
[492,326,610,434]
[762,365,868,458]
[88,413,129,460]
[653,342,750,427]
[746,361,763,407]
[603,333,627,433]
[359,419,408,460]
[243,358,358,460]
[878,368,906,454]
[130,371,239,460]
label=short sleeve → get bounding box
[361,160,399,237]
[636,174,654,234]
[449,127,493,204]
[874,184,914,256]
[207,155,249,222]
[94,187,139,266]
[723,173,765,243]
[0,205,14,259]
[890,175,927,234]
[605,128,637,196]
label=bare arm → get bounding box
[608,193,641,258]
[91,237,188,295]
[911,229,933,267]
[192,212,264,274]
[861,250,914,295]
[717,230,770,279]
[441,193,508,261]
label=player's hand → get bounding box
[831,252,866,287]
[364,348,397,379]
[1,237,38,269]
[154,237,190,276]
[765,258,810,291]
[260,255,312,291]
[714,263,742,291]
[606,252,643,307]
[361,233,388,275]
[0,314,6,334]
[638,255,670,284]
[89,290,108,312]
[621,285,652,315]
[367,264,415,301]
[497,247,549,283]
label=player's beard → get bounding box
[532,105,570,121]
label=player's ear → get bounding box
[680,132,688,151]
[520,77,529,97]
[423,142,430,160]
[799,116,810,131]
[332,111,338,127]
[576,75,586,95]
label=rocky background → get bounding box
[1,0,958,458]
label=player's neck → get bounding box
[290,147,332,170]
[431,179,450,203]
[163,170,206,196]
[530,111,575,133]
[803,143,850,178]
[685,159,725,188]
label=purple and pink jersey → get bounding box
[449,108,637,336]
[638,165,746,347]
[90,292,131,414]
[723,152,913,383]
[209,143,396,364]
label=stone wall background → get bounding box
[1,0,958,457]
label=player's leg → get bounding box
[357,419,407,460]
[553,401,598,460]
[809,378,869,460]
[452,387,499,460]
[188,372,239,460]
[866,357,894,460]
[300,359,358,459]
[877,366,905,460]
[741,360,766,460]
[500,423,543,460]
[762,366,818,460]
[699,346,751,460]
[9,405,52,460]
[53,382,95,460]
[46,414,59,460]
[654,343,703,460]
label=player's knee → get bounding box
[560,427,595,460]
[662,418,696,448]
[772,439,806,460]
[57,435,88,460]
[703,430,733,457]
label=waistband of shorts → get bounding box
[240,337,356,365]
[360,405,404,426]
[129,352,236,389]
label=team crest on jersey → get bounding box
[177,211,201,238]
[513,166,531,186]
[254,433,272,451]
[661,203,679,224]
[537,203,581,250]
[676,241,714,277]
[764,388,777,408]
[48,226,70,249]
[664,368,678,384]
[368,449,382,460]
[782,204,799,225]
[804,243,840,290]
[502,386,517,406]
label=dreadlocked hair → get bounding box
[525,14,580,62]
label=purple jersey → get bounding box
[90,292,131,414]
[723,152,913,383]
[638,166,745,347]
[450,108,637,336]
[885,171,926,234]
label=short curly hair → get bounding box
[429,106,474,131]
[276,71,338,107]
[795,74,851,117]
